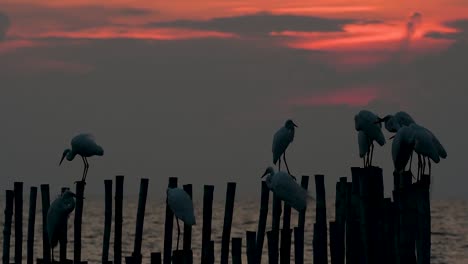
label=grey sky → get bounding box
[0,5,467,200]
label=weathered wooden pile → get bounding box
[2,166,431,264]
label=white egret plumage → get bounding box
[391,124,447,179]
[47,190,76,261]
[261,166,311,212]
[354,110,386,167]
[380,111,416,133]
[167,187,196,250]
[272,119,298,177]
[59,133,104,182]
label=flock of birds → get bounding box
[46,110,446,260]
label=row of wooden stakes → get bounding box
[2,166,431,264]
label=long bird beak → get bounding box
[374,118,383,124]
[59,153,66,166]
[293,122,298,127]
[389,135,395,140]
[261,170,268,178]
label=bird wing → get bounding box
[413,126,440,163]
[426,129,447,159]
[168,188,196,225]
[71,133,103,156]
[392,126,414,172]
[395,111,415,126]
[272,127,293,164]
[358,131,370,158]
[271,172,307,211]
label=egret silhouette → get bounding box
[167,187,196,250]
[355,110,385,167]
[272,119,298,177]
[47,190,76,262]
[59,133,104,182]
[379,111,416,133]
[261,166,311,212]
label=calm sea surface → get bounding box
[0,197,467,263]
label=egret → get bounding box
[47,190,76,262]
[59,133,104,183]
[167,187,196,250]
[272,119,298,177]
[379,111,416,133]
[410,124,447,179]
[354,110,385,167]
[391,124,447,180]
[261,166,311,212]
[358,131,371,167]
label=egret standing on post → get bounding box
[261,166,311,212]
[47,190,76,262]
[167,187,196,250]
[59,133,104,183]
[355,110,386,167]
[272,119,298,177]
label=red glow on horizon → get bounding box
[289,87,379,107]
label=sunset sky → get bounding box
[0,0,467,199]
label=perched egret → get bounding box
[272,119,298,177]
[379,111,416,133]
[47,190,76,262]
[354,110,385,167]
[59,133,104,182]
[167,187,196,250]
[391,124,447,179]
[410,124,447,179]
[358,131,371,168]
[261,166,311,212]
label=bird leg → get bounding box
[428,158,432,177]
[369,142,374,167]
[422,157,427,180]
[417,154,422,181]
[283,152,296,180]
[51,247,54,263]
[409,152,413,172]
[83,157,90,182]
[176,217,181,250]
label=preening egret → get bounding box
[167,187,196,250]
[47,190,76,261]
[261,166,311,212]
[272,119,298,177]
[380,111,416,133]
[354,110,385,167]
[59,133,104,182]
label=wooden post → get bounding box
[346,177,361,264]
[102,180,113,264]
[329,221,338,264]
[271,194,282,264]
[231,237,242,264]
[313,175,327,264]
[266,231,279,264]
[40,184,51,263]
[74,181,86,264]
[246,231,257,264]
[354,167,384,264]
[280,202,292,264]
[114,176,125,264]
[383,198,396,264]
[3,190,14,264]
[150,253,161,264]
[207,241,215,264]
[334,177,347,264]
[132,178,149,264]
[395,171,416,264]
[293,227,303,264]
[220,182,236,264]
[416,174,431,264]
[256,181,270,263]
[60,187,70,263]
[14,182,23,264]
[163,177,177,264]
[171,250,184,264]
[27,187,37,264]
[295,175,309,264]
[183,184,193,254]
[201,185,214,264]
